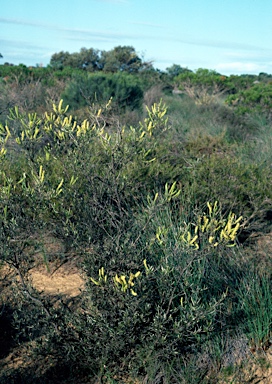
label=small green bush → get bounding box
[226,82,272,118]
[62,72,144,111]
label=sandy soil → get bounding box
[30,262,85,297]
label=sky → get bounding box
[1,0,272,75]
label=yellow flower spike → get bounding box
[130,289,137,296]
[153,192,159,202]
[69,175,78,186]
[134,271,141,278]
[190,235,198,245]
[52,103,58,114]
[0,147,7,157]
[180,233,186,243]
[128,273,134,286]
[156,232,162,243]
[58,100,65,113]
[38,165,45,183]
[114,274,121,285]
[72,121,77,131]
[106,97,112,109]
[45,151,50,161]
[207,202,212,216]
[208,236,215,244]
[143,259,150,274]
[120,275,127,291]
[3,125,11,141]
[201,216,209,232]
[139,131,145,139]
[220,230,229,240]
[232,222,240,234]
[147,121,153,135]
[54,99,69,114]
[164,181,181,200]
[33,127,39,139]
[160,109,167,118]
[236,216,243,224]
[120,275,126,282]
[90,277,100,286]
[55,179,64,196]
[83,119,89,130]
[226,216,233,233]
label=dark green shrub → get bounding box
[225,82,272,118]
[47,190,247,381]
[62,72,143,111]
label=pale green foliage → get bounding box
[238,274,272,350]
[154,200,242,251]
[139,99,169,137]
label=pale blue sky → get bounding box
[1,0,271,75]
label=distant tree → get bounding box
[194,68,222,79]
[100,46,149,73]
[77,47,101,71]
[258,72,272,81]
[166,64,192,78]
[50,49,99,71]
[61,48,100,71]
[50,46,153,73]
[50,51,71,69]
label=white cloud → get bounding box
[0,17,142,41]
[215,61,267,74]
[171,35,267,52]
[223,50,272,61]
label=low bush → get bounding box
[62,72,144,112]
[225,82,272,119]
[1,92,272,382]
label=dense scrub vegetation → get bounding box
[0,47,272,383]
